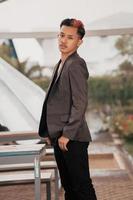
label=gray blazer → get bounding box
[38,51,92,142]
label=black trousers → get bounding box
[54,140,97,200]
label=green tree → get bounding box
[115,35,133,61]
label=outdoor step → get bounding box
[0,161,57,171]
[0,161,59,200]
[0,171,52,200]
[0,171,52,184]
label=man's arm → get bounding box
[62,59,89,140]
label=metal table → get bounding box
[0,144,46,200]
[0,131,40,142]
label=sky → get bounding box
[0,0,133,30]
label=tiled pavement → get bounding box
[0,166,133,199]
[94,181,133,200]
[0,177,133,200]
[0,135,133,200]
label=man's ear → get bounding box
[77,39,83,47]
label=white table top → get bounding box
[0,144,46,157]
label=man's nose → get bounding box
[61,36,67,43]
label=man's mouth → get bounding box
[59,44,67,49]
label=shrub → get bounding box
[112,114,133,138]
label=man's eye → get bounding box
[68,37,73,40]
[59,34,64,38]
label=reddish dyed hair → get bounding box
[60,18,85,39]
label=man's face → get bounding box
[58,25,82,55]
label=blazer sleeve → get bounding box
[62,59,89,140]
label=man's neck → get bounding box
[61,51,76,63]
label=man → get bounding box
[38,18,97,200]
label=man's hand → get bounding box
[58,136,69,151]
[44,137,51,145]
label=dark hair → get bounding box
[60,18,85,39]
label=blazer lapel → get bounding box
[44,60,61,100]
[54,51,78,84]
[54,60,65,84]
[45,51,78,100]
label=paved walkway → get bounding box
[0,174,132,200]
[0,132,133,200]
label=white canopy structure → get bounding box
[0,12,133,38]
[0,0,133,38]
[86,12,133,36]
[0,58,45,131]
[0,0,133,132]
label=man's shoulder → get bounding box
[67,52,86,66]
[68,53,89,77]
